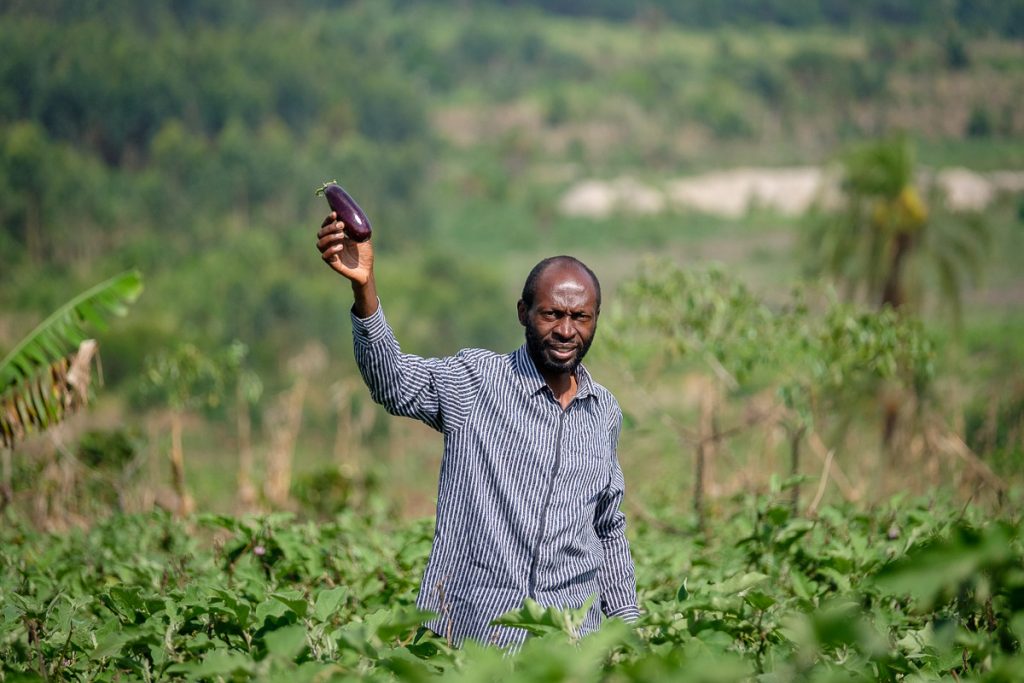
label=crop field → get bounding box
[2,490,1022,682]
[3,2,1024,680]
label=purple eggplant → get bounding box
[315,181,372,242]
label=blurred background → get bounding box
[1,0,1022,529]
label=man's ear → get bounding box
[517,299,527,326]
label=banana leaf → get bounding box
[0,270,143,448]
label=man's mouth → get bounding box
[547,344,578,362]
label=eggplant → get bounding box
[315,181,372,242]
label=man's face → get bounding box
[518,264,599,377]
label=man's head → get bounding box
[518,256,601,377]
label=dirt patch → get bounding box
[433,102,545,148]
[665,167,833,218]
[558,167,1024,219]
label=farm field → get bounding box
[2,2,1024,680]
[3,492,1022,681]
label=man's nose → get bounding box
[554,317,574,338]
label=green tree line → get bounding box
[0,2,442,388]
[489,0,1024,36]
[1,0,1019,404]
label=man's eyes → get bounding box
[540,311,591,321]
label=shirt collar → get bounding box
[512,344,597,402]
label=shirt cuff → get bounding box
[605,604,641,622]
[350,299,389,344]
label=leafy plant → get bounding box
[2,492,1021,681]
[139,342,244,516]
[0,269,143,450]
[604,260,936,521]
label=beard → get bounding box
[524,322,594,375]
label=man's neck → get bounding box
[541,370,577,410]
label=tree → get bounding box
[803,138,989,454]
[138,339,264,516]
[140,343,228,517]
[803,137,989,325]
[603,261,936,525]
[0,121,51,263]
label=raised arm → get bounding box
[315,211,480,433]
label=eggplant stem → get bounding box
[314,179,339,197]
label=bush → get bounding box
[966,106,994,138]
[76,427,142,470]
[690,84,756,139]
[291,466,356,516]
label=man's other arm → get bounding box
[593,406,640,621]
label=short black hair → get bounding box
[520,256,601,311]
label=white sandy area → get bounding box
[558,167,1024,219]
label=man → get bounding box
[316,211,638,648]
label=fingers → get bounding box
[320,240,345,263]
[317,216,348,253]
[316,213,367,279]
[317,213,347,236]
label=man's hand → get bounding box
[317,212,374,285]
[317,212,378,317]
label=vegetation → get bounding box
[2,491,1022,680]
[0,1,1022,678]
[0,271,142,444]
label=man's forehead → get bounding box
[553,280,587,294]
[535,267,597,307]
[536,263,595,290]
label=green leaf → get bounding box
[871,522,1015,611]
[92,627,129,660]
[743,591,776,611]
[196,513,242,533]
[492,596,595,638]
[313,586,348,623]
[270,590,309,618]
[211,588,251,625]
[255,598,290,627]
[189,648,254,676]
[714,572,769,596]
[790,569,815,601]
[0,269,143,447]
[1011,613,1024,643]
[375,606,437,642]
[0,270,142,388]
[264,624,308,660]
[810,601,869,650]
[106,586,146,619]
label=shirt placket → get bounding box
[527,395,576,599]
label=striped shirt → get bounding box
[352,304,639,647]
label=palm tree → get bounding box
[804,137,989,325]
[0,270,143,504]
[803,137,990,455]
